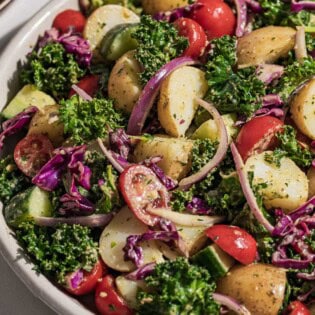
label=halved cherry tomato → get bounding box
[65,259,105,296]
[190,0,236,40]
[52,9,86,33]
[95,275,132,315]
[236,116,284,162]
[69,75,100,98]
[174,18,207,59]
[206,225,257,264]
[14,134,54,177]
[286,301,311,315]
[119,165,169,226]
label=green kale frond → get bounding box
[16,222,98,284]
[253,0,312,29]
[205,36,266,117]
[264,125,313,168]
[0,156,30,205]
[59,95,127,144]
[85,0,142,15]
[133,15,188,86]
[137,258,220,315]
[20,43,85,100]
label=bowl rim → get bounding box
[0,0,95,314]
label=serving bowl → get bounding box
[0,0,96,313]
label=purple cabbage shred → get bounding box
[109,128,131,160]
[291,0,315,13]
[186,197,213,215]
[125,262,156,281]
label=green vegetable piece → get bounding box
[191,244,235,280]
[4,186,52,228]
[2,85,55,119]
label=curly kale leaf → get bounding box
[20,43,85,100]
[59,95,127,144]
[16,222,98,284]
[0,156,30,205]
[137,258,220,315]
[205,36,266,117]
[133,15,188,86]
[271,57,315,101]
[85,0,142,15]
[253,0,312,29]
[264,125,313,168]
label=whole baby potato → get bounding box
[108,51,142,114]
[216,263,287,315]
[142,0,189,15]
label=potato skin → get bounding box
[291,78,315,140]
[237,26,296,67]
[142,0,189,15]
[133,136,193,180]
[108,51,142,114]
[307,167,315,198]
[216,264,287,315]
[28,104,64,147]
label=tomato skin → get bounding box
[286,301,311,315]
[69,75,100,98]
[174,18,207,59]
[14,134,54,178]
[206,225,257,264]
[236,116,284,162]
[95,275,133,315]
[190,0,236,40]
[65,260,104,296]
[119,165,169,226]
[52,9,86,33]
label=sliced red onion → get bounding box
[66,269,84,290]
[34,214,113,228]
[213,293,251,315]
[291,0,315,13]
[254,107,284,118]
[230,142,274,233]
[245,0,263,13]
[125,262,156,281]
[71,84,93,101]
[256,64,284,85]
[295,27,308,62]
[127,57,199,135]
[97,138,124,173]
[233,0,247,37]
[178,98,229,189]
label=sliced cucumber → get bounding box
[4,186,53,228]
[191,243,235,279]
[100,23,138,62]
[2,85,55,119]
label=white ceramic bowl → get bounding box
[0,1,95,314]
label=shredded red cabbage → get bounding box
[125,262,156,281]
[0,106,38,150]
[66,269,84,290]
[233,0,247,37]
[186,197,213,215]
[291,0,315,13]
[256,64,284,85]
[109,129,131,160]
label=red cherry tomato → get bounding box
[119,165,170,226]
[206,225,257,264]
[190,0,236,40]
[65,259,105,296]
[14,134,54,177]
[95,275,132,315]
[286,301,311,315]
[52,9,86,33]
[69,75,100,98]
[174,18,207,59]
[236,116,284,162]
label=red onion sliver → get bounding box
[97,138,124,173]
[291,0,315,13]
[71,84,93,101]
[34,214,113,228]
[233,0,247,37]
[178,98,229,189]
[295,27,308,63]
[256,64,284,85]
[213,293,251,315]
[230,142,274,233]
[127,57,199,135]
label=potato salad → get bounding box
[2,0,315,314]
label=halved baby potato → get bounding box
[237,26,296,67]
[244,151,309,213]
[307,166,315,198]
[158,66,208,137]
[108,51,142,114]
[142,0,189,15]
[290,78,315,140]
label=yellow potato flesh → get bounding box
[142,0,189,15]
